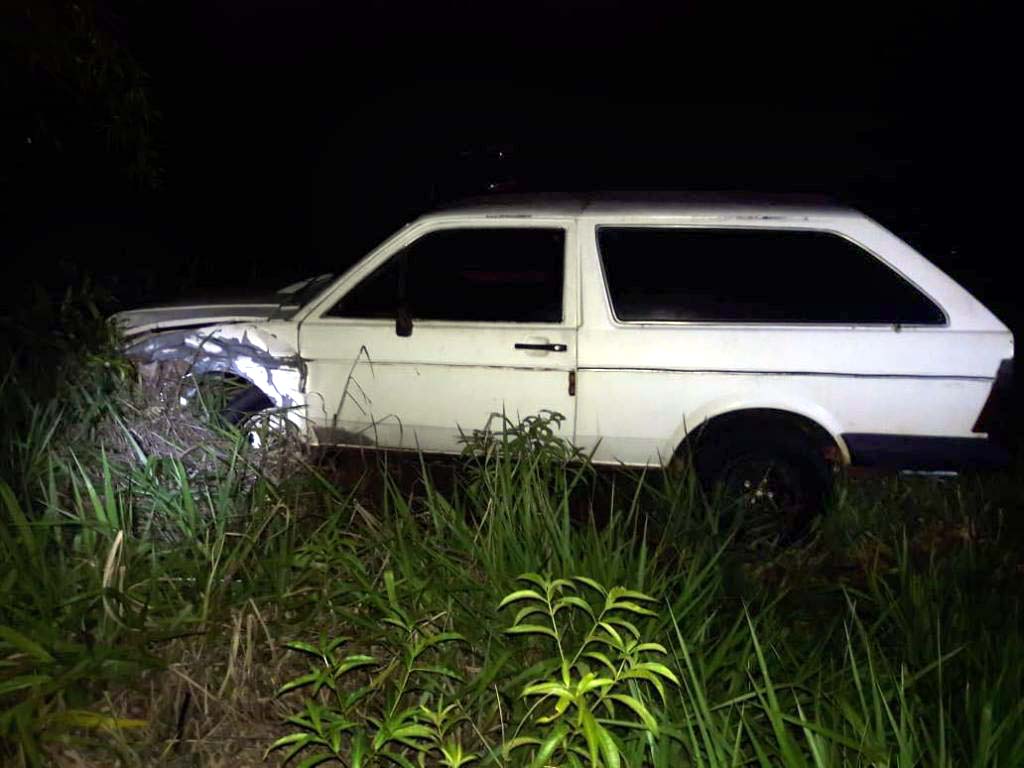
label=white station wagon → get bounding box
[116,193,1014,513]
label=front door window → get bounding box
[328,227,565,324]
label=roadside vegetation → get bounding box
[3,292,1024,767]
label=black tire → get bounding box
[693,427,831,539]
[222,385,273,426]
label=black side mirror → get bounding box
[396,305,413,337]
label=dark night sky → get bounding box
[5,1,1020,326]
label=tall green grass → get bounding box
[2,294,1024,765]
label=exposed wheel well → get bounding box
[190,370,252,389]
[183,372,273,421]
[675,408,843,467]
[184,370,256,401]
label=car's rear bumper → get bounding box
[846,356,1016,471]
[842,433,1012,471]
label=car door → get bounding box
[298,219,578,453]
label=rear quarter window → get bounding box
[597,227,946,325]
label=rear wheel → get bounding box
[694,428,831,539]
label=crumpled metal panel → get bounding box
[124,323,306,410]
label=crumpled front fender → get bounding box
[123,322,306,412]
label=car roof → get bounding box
[429,191,860,221]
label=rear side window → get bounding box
[597,227,945,325]
[327,228,565,323]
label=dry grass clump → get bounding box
[75,360,309,541]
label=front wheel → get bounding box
[227,389,304,479]
[222,387,297,452]
[222,385,274,426]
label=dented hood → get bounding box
[111,302,279,336]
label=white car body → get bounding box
[116,194,1014,471]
